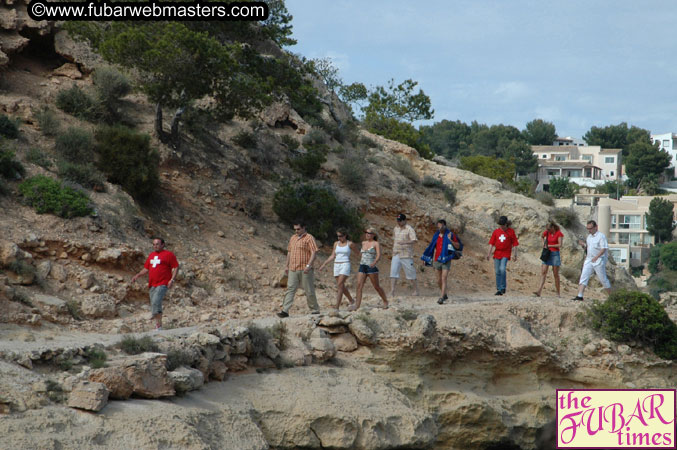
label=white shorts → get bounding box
[579,259,611,288]
[333,262,351,277]
[390,255,417,280]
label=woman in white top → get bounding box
[319,229,358,310]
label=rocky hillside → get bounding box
[0,6,658,450]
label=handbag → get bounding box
[540,240,551,263]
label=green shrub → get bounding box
[302,129,327,146]
[84,347,107,369]
[57,160,106,191]
[648,275,674,300]
[272,182,363,242]
[55,127,94,162]
[391,156,419,182]
[0,115,19,139]
[118,335,158,355]
[18,175,92,218]
[659,242,677,271]
[248,324,272,357]
[338,157,367,191]
[280,135,299,151]
[0,148,25,179]
[26,147,52,168]
[548,177,577,199]
[551,208,578,229]
[55,85,95,120]
[289,147,327,178]
[589,289,677,360]
[535,191,555,206]
[233,130,258,149]
[421,175,456,206]
[94,125,159,201]
[66,300,82,320]
[34,107,61,136]
[630,265,644,277]
[0,179,8,196]
[92,66,131,105]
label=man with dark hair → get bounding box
[487,216,519,296]
[573,220,611,301]
[277,221,320,318]
[421,219,460,304]
[389,213,419,297]
[131,237,179,330]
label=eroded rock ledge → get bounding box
[1,299,675,449]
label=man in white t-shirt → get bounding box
[573,220,611,301]
[389,213,419,297]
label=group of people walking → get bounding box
[129,214,613,328]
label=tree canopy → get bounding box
[583,122,651,155]
[646,197,675,244]
[522,119,557,145]
[624,141,672,187]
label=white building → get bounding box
[532,145,622,192]
[651,132,677,171]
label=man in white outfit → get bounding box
[389,213,419,297]
[573,220,611,301]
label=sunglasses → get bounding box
[365,231,374,234]
[336,234,345,238]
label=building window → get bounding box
[618,233,629,244]
[582,155,593,162]
[555,155,567,161]
[605,157,615,164]
[619,215,641,229]
[609,248,627,263]
[542,154,547,159]
[610,171,614,176]
[584,168,592,177]
[566,169,582,178]
[611,215,617,228]
[663,140,670,148]
[628,233,642,246]
[547,170,559,177]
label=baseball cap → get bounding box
[396,213,406,221]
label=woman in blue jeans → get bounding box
[534,221,563,297]
[486,216,519,296]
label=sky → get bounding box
[286,0,677,139]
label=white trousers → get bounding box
[579,259,611,288]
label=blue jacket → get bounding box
[421,230,458,265]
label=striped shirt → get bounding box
[287,232,318,271]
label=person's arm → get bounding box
[551,235,563,250]
[285,238,292,274]
[512,245,518,262]
[131,268,148,283]
[168,265,179,288]
[371,242,381,267]
[304,238,318,273]
[486,245,495,260]
[319,243,337,270]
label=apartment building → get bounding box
[532,145,622,192]
[596,195,677,269]
[651,132,677,173]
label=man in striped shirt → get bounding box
[277,221,320,318]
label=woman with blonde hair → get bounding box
[318,228,357,310]
[349,227,389,310]
[534,221,563,297]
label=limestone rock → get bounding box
[89,367,134,400]
[279,348,312,367]
[348,318,376,345]
[331,333,358,352]
[187,332,220,346]
[318,316,351,327]
[32,294,67,315]
[209,361,228,381]
[36,260,51,279]
[168,367,204,394]
[0,241,20,266]
[49,263,68,282]
[225,354,248,372]
[54,30,104,72]
[505,323,544,353]
[582,342,598,356]
[81,294,116,319]
[67,381,109,412]
[51,63,82,79]
[310,338,336,362]
[79,272,96,290]
[121,353,175,398]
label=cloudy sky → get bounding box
[286,0,677,139]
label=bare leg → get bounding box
[436,269,443,293]
[335,275,352,309]
[369,273,388,308]
[412,278,419,296]
[577,284,586,298]
[553,266,560,297]
[440,269,449,298]
[535,264,548,296]
[389,278,396,298]
[352,273,367,311]
[153,313,162,329]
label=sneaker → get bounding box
[437,297,446,305]
[572,296,584,302]
[495,291,503,296]
[501,289,506,294]
[277,310,289,318]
